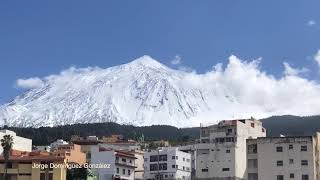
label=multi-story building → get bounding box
[98,143,144,180]
[196,118,266,180]
[0,150,67,180]
[51,144,86,165]
[50,139,68,150]
[0,129,32,154]
[91,146,136,180]
[144,147,192,180]
[247,133,320,180]
[178,144,197,180]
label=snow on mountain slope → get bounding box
[1,55,320,128]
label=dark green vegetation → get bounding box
[4,115,320,146]
[5,123,200,146]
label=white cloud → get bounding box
[16,77,44,89]
[182,55,320,123]
[283,62,308,76]
[307,20,316,26]
[314,50,320,67]
[170,55,181,65]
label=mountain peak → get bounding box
[128,55,166,68]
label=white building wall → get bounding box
[0,130,32,154]
[256,137,316,180]
[144,148,191,180]
[196,119,266,180]
[91,146,136,180]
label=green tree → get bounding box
[1,135,13,180]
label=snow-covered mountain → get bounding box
[0,56,219,127]
[1,55,319,128]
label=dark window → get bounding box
[172,164,176,168]
[201,168,208,172]
[150,164,158,171]
[276,146,283,152]
[116,168,119,173]
[159,155,167,161]
[262,128,265,132]
[289,144,293,150]
[150,155,158,162]
[301,145,308,151]
[122,158,126,162]
[301,160,308,166]
[302,175,309,180]
[251,123,255,128]
[290,173,294,178]
[128,169,131,175]
[277,175,284,180]
[222,168,230,171]
[289,159,294,164]
[277,161,283,166]
[122,169,125,175]
[159,163,167,170]
[172,156,175,160]
[226,149,230,153]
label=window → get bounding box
[122,158,126,162]
[262,128,265,132]
[302,175,309,180]
[159,163,167,170]
[251,123,255,128]
[122,169,125,175]
[159,155,167,161]
[201,168,208,172]
[226,149,230,153]
[289,144,293,150]
[150,164,158,171]
[277,175,284,180]
[289,159,294,164]
[276,146,283,152]
[183,158,185,161]
[172,156,175,160]
[128,169,131,175]
[172,164,176,168]
[176,156,178,160]
[116,168,119,173]
[290,173,294,178]
[248,159,258,168]
[227,129,232,133]
[222,168,230,171]
[276,160,283,166]
[150,155,158,162]
[301,160,308,166]
[144,158,148,162]
[301,145,308,151]
[248,144,257,154]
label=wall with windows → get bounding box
[255,136,316,180]
[144,148,191,180]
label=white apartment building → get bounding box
[0,129,32,154]
[144,147,192,180]
[98,143,144,180]
[50,139,68,150]
[91,145,136,180]
[247,133,320,180]
[196,118,266,180]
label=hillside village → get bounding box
[0,117,319,180]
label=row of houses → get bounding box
[1,117,320,180]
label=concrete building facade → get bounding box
[247,133,320,180]
[196,118,266,180]
[91,146,136,180]
[144,147,192,180]
[0,130,32,154]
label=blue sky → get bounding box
[0,0,320,103]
